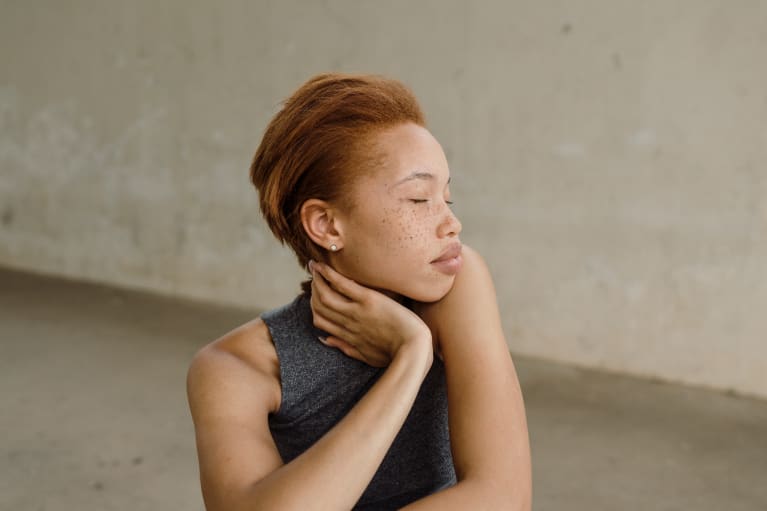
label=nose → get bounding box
[437,205,462,239]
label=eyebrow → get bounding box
[393,171,451,187]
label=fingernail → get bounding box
[318,336,328,344]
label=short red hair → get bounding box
[249,73,426,293]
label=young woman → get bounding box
[186,73,532,510]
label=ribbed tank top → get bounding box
[261,292,457,510]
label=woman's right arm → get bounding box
[186,320,433,511]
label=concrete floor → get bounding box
[1,267,765,511]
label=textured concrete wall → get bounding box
[1,1,765,398]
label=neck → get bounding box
[324,257,408,306]
[376,287,407,305]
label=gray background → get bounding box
[2,1,765,399]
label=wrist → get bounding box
[395,335,434,376]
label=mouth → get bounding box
[430,242,463,275]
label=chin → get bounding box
[400,275,456,303]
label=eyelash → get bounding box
[410,199,454,205]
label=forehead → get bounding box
[364,123,450,188]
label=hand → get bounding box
[308,260,433,367]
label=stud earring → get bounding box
[330,244,338,252]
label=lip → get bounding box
[432,242,463,263]
[431,242,463,275]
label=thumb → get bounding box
[318,335,347,350]
[319,336,364,361]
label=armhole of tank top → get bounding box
[258,313,286,416]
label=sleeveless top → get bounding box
[261,292,457,510]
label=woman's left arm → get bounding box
[403,245,532,511]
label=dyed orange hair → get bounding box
[249,72,426,294]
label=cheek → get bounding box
[360,207,434,260]
[389,209,433,255]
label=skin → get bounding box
[187,122,532,510]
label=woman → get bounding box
[187,73,532,510]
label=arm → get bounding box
[187,320,433,511]
[402,245,532,510]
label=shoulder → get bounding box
[186,317,281,415]
[432,244,495,306]
[455,244,494,289]
[415,244,498,338]
[186,319,288,506]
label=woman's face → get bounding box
[331,122,463,303]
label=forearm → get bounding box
[399,361,532,511]
[407,247,534,511]
[399,477,530,511]
[239,342,433,511]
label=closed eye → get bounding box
[409,199,454,205]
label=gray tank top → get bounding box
[261,292,457,510]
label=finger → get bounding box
[312,267,354,313]
[310,309,357,344]
[314,262,369,303]
[311,295,353,336]
[325,336,387,367]
[311,274,356,328]
[322,335,364,360]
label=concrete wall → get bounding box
[2,1,765,398]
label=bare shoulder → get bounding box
[454,244,495,290]
[186,317,281,416]
[415,244,499,339]
[186,318,286,507]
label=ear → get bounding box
[300,199,345,251]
